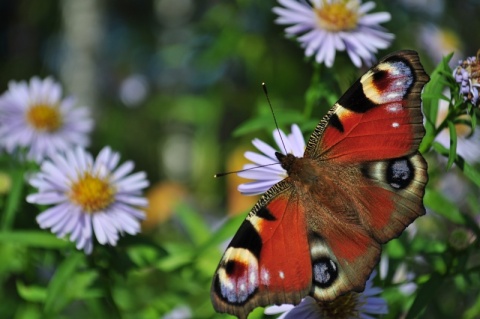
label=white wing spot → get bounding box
[249,271,257,285]
[392,122,400,128]
[260,267,270,284]
[387,92,399,99]
[279,271,285,279]
[387,105,401,113]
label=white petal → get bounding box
[36,203,71,228]
[27,192,67,205]
[360,12,391,25]
[111,161,135,181]
[289,124,306,156]
[359,1,376,14]
[244,151,278,166]
[237,167,284,180]
[252,138,278,160]
[115,195,149,207]
[238,179,282,195]
[92,214,108,244]
[276,0,313,15]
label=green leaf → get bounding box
[405,273,444,319]
[44,252,85,314]
[446,120,457,169]
[434,143,480,187]
[454,157,480,188]
[464,295,480,319]
[69,270,102,299]
[424,188,466,224]
[385,239,406,258]
[198,212,246,253]
[0,231,70,248]
[1,168,25,230]
[17,281,47,302]
[14,303,42,319]
[420,53,453,154]
[156,243,194,271]
[175,203,211,245]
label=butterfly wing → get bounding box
[304,50,429,243]
[305,50,428,161]
[211,180,312,319]
[287,50,429,301]
[212,50,429,318]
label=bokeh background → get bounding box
[1,0,480,318]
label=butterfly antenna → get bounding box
[262,82,288,155]
[214,162,279,178]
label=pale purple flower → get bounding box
[237,124,305,195]
[453,54,480,106]
[273,0,394,68]
[265,271,388,319]
[26,146,149,254]
[0,77,93,162]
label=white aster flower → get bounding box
[26,146,149,254]
[0,77,93,162]
[265,271,388,319]
[237,124,305,195]
[273,0,394,68]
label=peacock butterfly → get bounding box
[211,50,429,319]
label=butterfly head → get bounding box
[275,152,298,172]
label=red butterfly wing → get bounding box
[304,50,429,243]
[305,50,427,162]
[211,181,311,319]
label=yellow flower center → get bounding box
[314,0,360,32]
[317,292,361,319]
[26,104,62,132]
[69,173,115,213]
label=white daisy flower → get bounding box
[237,124,305,195]
[273,0,394,68]
[26,146,149,254]
[265,270,388,319]
[0,77,93,162]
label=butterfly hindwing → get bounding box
[211,181,312,319]
[304,203,382,300]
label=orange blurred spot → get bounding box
[142,181,187,230]
[226,147,259,216]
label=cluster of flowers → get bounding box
[453,50,480,107]
[0,77,149,254]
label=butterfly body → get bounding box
[212,50,429,319]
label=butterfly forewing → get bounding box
[305,50,428,161]
[212,50,429,319]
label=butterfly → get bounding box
[211,50,429,319]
